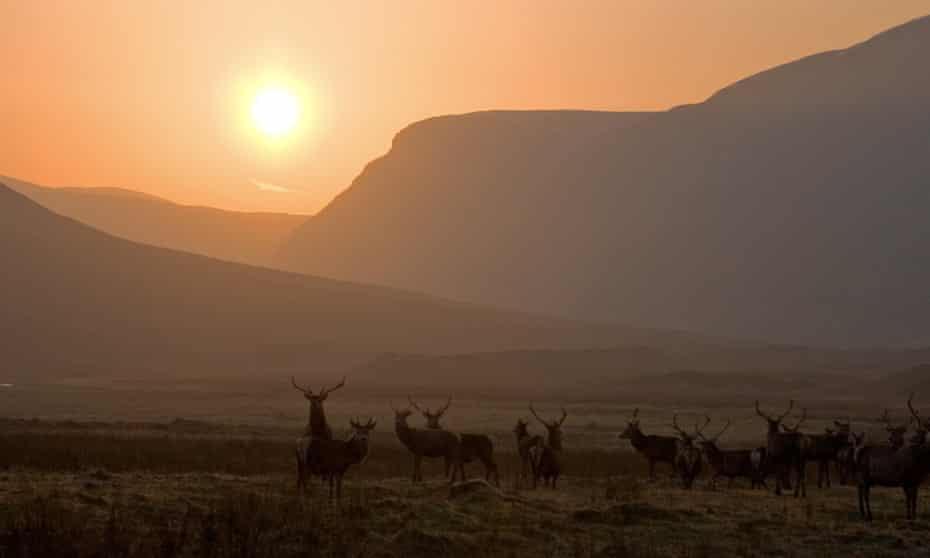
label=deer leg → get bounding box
[444,456,452,480]
[648,460,656,480]
[864,484,873,521]
[328,474,334,503]
[857,483,865,519]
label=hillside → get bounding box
[277,16,930,348]
[3,176,306,267]
[0,182,713,382]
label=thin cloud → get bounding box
[251,179,296,194]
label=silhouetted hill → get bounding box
[0,182,718,382]
[3,176,306,267]
[277,16,930,347]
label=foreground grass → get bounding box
[0,421,928,557]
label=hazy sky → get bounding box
[3,1,927,214]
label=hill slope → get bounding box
[277,17,930,347]
[3,176,306,267]
[0,182,708,382]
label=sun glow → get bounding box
[250,87,300,137]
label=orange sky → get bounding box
[3,1,928,214]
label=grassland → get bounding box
[1,395,928,558]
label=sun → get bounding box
[251,87,300,137]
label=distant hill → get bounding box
[0,182,711,382]
[277,16,930,347]
[3,176,307,267]
[350,345,930,400]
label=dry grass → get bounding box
[0,417,928,557]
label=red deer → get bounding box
[408,395,451,430]
[300,418,376,501]
[697,417,764,489]
[618,408,679,479]
[393,404,463,483]
[806,419,851,488]
[670,414,707,490]
[852,394,930,521]
[756,400,808,497]
[291,376,345,489]
[529,404,567,489]
[514,418,543,488]
[408,396,500,485]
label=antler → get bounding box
[630,408,640,422]
[365,417,377,429]
[529,403,550,427]
[694,415,712,438]
[778,400,796,422]
[671,413,689,438]
[290,376,313,395]
[408,396,425,414]
[558,407,568,426]
[435,396,453,417]
[907,393,924,426]
[319,376,345,398]
[701,417,730,442]
[755,400,772,421]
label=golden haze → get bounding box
[2,1,927,213]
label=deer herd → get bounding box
[290,377,930,521]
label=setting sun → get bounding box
[251,87,300,137]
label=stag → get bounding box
[879,409,910,449]
[670,414,706,490]
[697,417,764,489]
[292,376,346,488]
[291,376,345,439]
[618,408,679,480]
[756,400,807,497]
[393,405,463,483]
[299,418,376,502]
[529,404,567,489]
[852,394,930,521]
[408,396,500,485]
[514,418,543,488]
[408,395,451,429]
[780,410,850,489]
[812,419,851,488]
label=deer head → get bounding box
[529,404,567,449]
[672,414,710,446]
[780,408,808,434]
[879,408,909,448]
[408,395,451,429]
[390,402,413,425]
[618,408,642,440]
[349,417,377,439]
[291,376,345,403]
[833,417,852,435]
[697,416,731,447]
[756,400,795,434]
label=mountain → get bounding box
[0,182,710,382]
[3,176,307,267]
[276,16,930,348]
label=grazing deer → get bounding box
[299,418,376,502]
[697,417,764,489]
[756,400,808,497]
[618,408,679,480]
[671,414,707,490]
[852,394,930,521]
[529,404,567,489]
[393,404,463,483]
[408,395,451,430]
[796,418,851,489]
[292,376,345,489]
[514,418,544,488]
[408,396,500,485]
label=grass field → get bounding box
[1,395,928,558]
